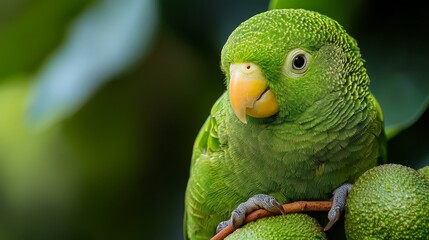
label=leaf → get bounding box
[387,106,429,169]
[0,76,77,239]
[364,40,429,139]
[383,95,429,140]
[0,0,90,78]
[27,0,158,129]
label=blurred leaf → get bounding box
[384,96,429,139]
[387,107,429,169]
[60,69,148,240]
[365,40,429,140]
[27,0,159,129]
[358,1,429,170]
[0,77,73,206]
[0,0,90,78]
[357,2,429,139]
[0,76,77,239]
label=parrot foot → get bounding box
[215,194,285,233]
[324,183,353,231]
[215,220,231,233]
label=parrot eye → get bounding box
[283,49,311,77]
[293,55,306,70]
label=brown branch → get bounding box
[210,200,333,240]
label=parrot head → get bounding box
[221,9,369,124]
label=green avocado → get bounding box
[345,164,429,239]
[418,165,429,179]
[225,214,327,240]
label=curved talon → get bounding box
[218,194,285,231]
[231,206,246,228]
[324,207,340,231]
[273,199,286,215]
[324,183,353,231]
[216,220,231,233]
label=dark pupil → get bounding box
[293,55,306,69]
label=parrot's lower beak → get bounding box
[229,63,279,124]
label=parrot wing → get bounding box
[191,94,224,167]
[184,93,226,240]
[369,92,387,164]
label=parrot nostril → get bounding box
[246,65,251,70]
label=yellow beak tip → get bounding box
[229,62,279,124]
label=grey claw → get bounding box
[324,183,352,231]
[324,207,340,231]
[216,220,231,233]
[218,194,284,231]
[272,199,286,215]
[231,204,246,228]
[250,194,284,214]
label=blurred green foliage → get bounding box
[0,0,427,239]
[0,0,92,78]
[28,0,158,128]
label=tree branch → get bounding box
[211,200,333,240]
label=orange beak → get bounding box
[229,63,279,124]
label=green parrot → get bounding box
[184,9,386,240]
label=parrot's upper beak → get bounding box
[229,63,279,124]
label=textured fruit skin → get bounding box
[345,164,429,240]
[225,214,327,240]
[418,165,429,179]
